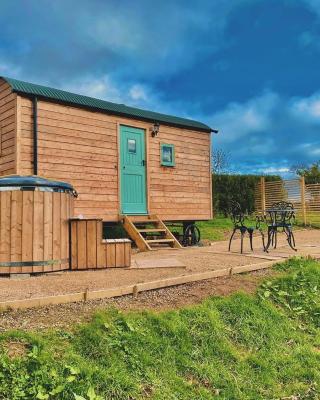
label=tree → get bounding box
[211,149,230,173]
[291,161,320,184]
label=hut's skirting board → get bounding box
[0,260,278,311]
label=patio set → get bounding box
[228,201,297,254]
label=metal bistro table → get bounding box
[264,201,297,252]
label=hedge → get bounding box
[213,174,280,216]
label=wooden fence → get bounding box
[255,177,320,226]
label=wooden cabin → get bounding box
[0,76,216,251]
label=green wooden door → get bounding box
[120,125,147,214]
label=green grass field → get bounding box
[196,216,234,241]
[1,258,320,399]
[167,216,234,242]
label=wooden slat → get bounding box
[60,193,68,267]
[32,191,44,273]
[124,242,131,267]
[10,190,22,273]
[43,192,53,271]
[21,191,33,273]
[86,220,97,268]
[52,192,61,271]
[138,228,166,233]
[106,240,116,268]
[146,239,175,243]
[71,220,78,270]
[115,242,124,267]
[0,192,11,274]
[77,221,87,269]
[96,220,105,268]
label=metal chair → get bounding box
[228,201,265,254]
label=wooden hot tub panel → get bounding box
[0,190,72,274]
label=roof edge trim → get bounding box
[1,76,215,133]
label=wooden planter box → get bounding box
[70,218,131,269]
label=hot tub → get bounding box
[0,175,77,274]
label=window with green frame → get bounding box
[161,143,175,167]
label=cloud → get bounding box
[64,76,125,104]
[129,85,148,102]
[62,74,189,118]
[1,0,320,178]
[0,59,20,76]
[303,0,320,17]
[210,90,320,175]
[0,0,253,84]
[290,92,320,121]
[84,0,242,77]
[208,91,279,143]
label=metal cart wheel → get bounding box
[182,224,201,246]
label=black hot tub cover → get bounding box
[0,175,77,194]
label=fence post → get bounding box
[300,176,307,225]
[260,176,266,214]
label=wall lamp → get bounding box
[151,122,160,137]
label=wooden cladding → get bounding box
[0,79,16,175]
[0,81,212,222]
[0,189,73,274]
[16,96,212,222]
[70,219,131,269]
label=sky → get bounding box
[1,0,320,177]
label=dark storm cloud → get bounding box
[1,0,320,175]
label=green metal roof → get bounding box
[1,76,213,133]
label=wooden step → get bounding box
[122,216,152,251]
[133,219,159,224]
[128,215,158,223]
[122,214,182,252]
[138,228,166,233]
[146,239,175,244]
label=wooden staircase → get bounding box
[122,214,183,251]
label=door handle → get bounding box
[142,160,146,166]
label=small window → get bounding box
[127,138,136,154]
[161,143,175,167]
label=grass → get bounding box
[196,216,234,241]
[1,258,320,399]
[295,213,320,229]
[167,215,234,243]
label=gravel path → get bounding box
[0,268,276,332]
[0,247,264,303]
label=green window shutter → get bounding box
[161,143,175,167]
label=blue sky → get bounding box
[1,0,320,176]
